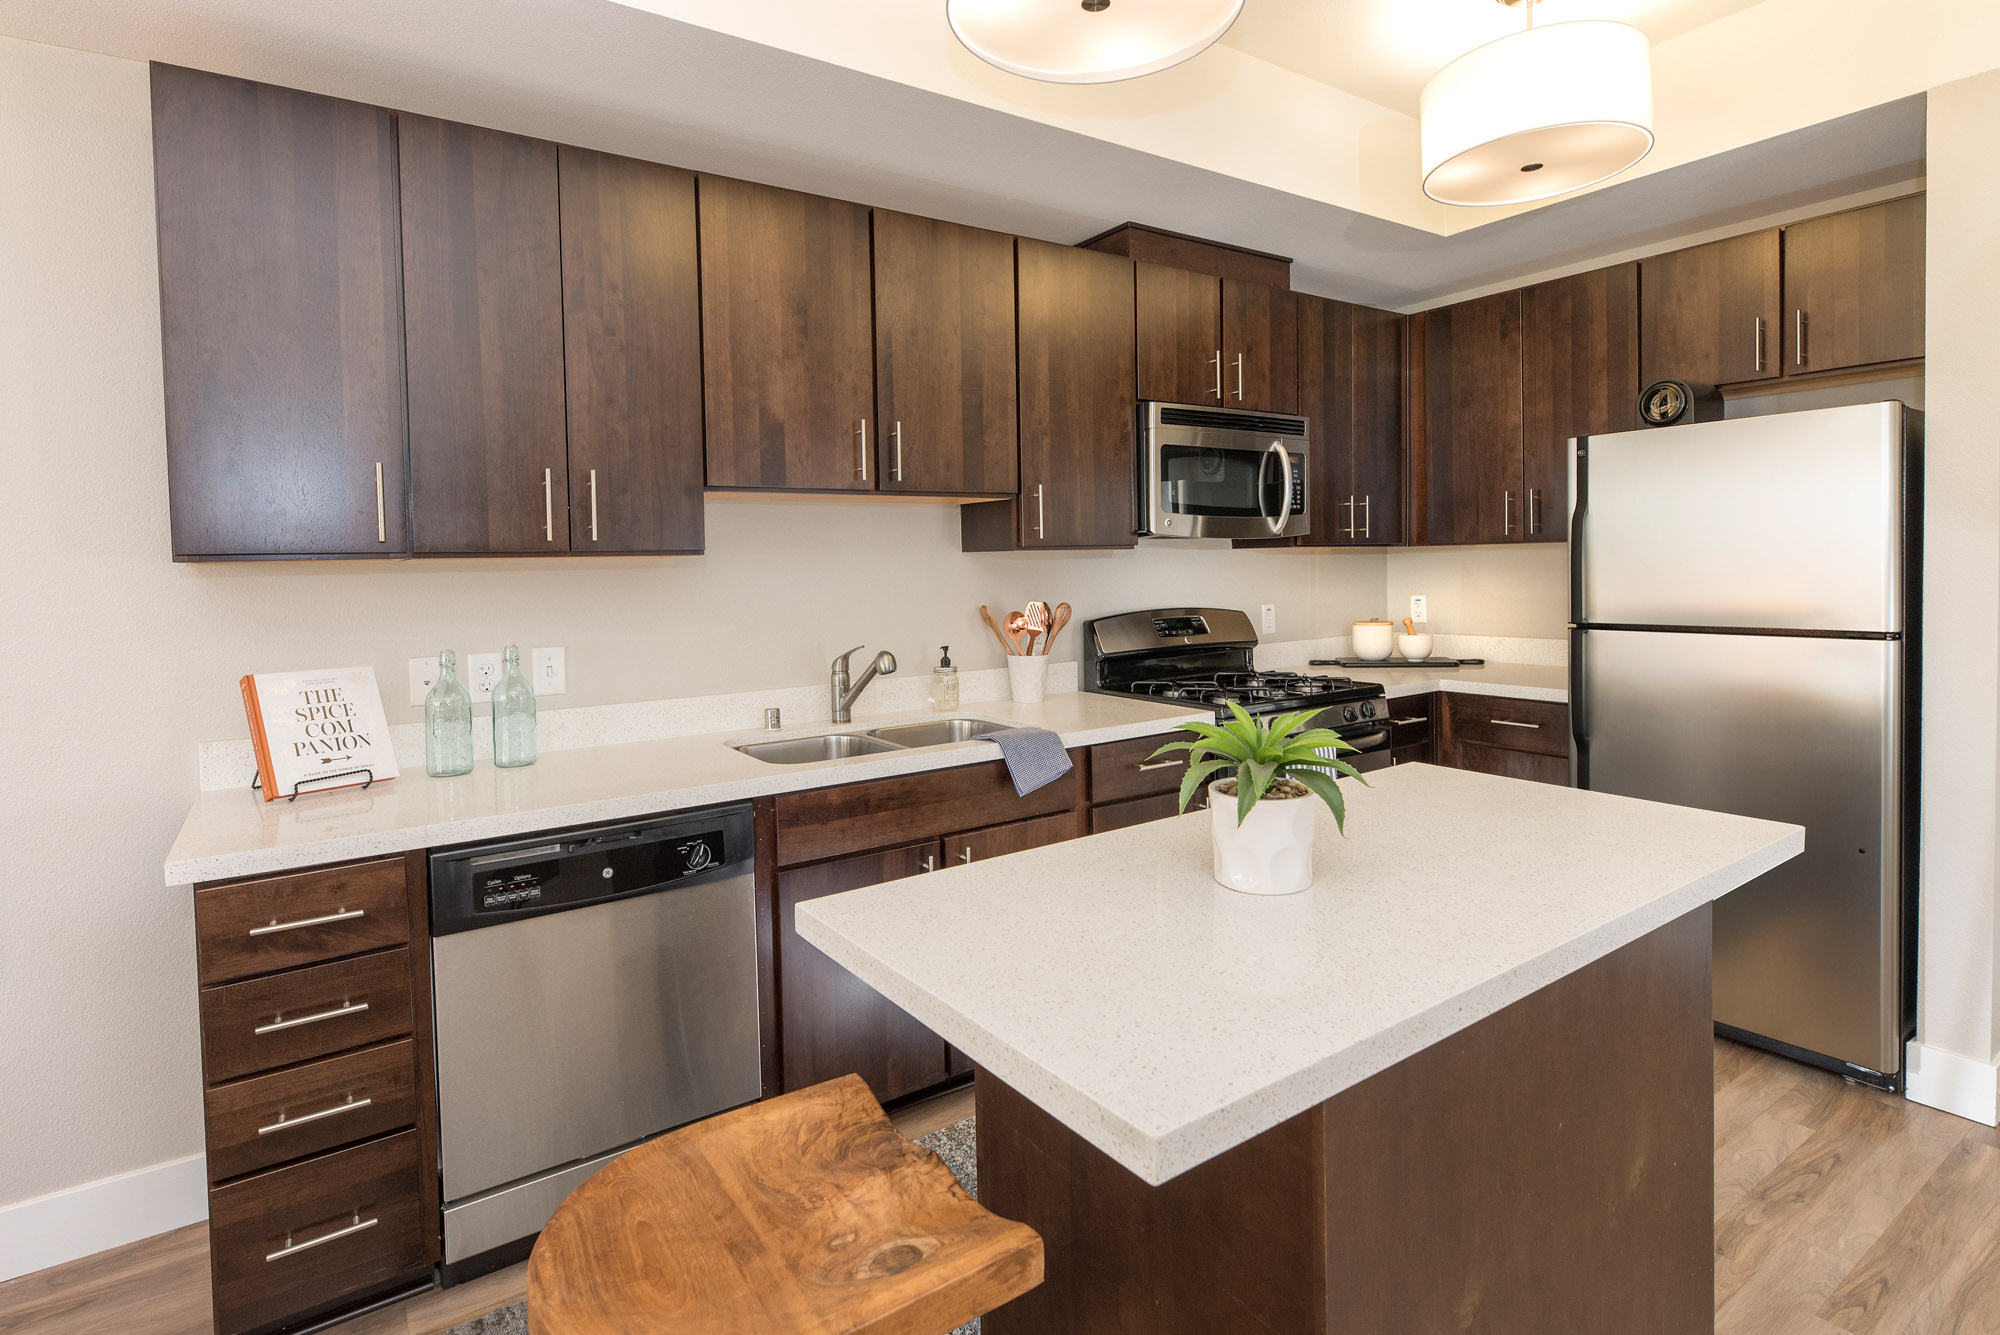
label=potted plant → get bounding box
[1149,702,1370,895]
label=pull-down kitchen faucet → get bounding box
[830,645,897,724]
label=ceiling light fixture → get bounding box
[946,0,1245,85]
[1420,0,1654,207]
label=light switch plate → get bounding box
[531,647,566,696]
[408,656,441,708]
[1410,595,1429,623]
[465,652,502,703]
[1260,604,1277,634]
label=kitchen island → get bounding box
[798,763,1803,1334]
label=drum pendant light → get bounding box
[1420,0,1654,206]
[946,0,1245,84]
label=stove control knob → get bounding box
[1360,701,1376,718]
[1342,706,1358,723]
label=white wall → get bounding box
[0,32,1387,1237]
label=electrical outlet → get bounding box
[408,656,441,708]
[531,647,566,696]
[1260,604,1277,634]
[465,652,502,703]
[1410,595,1429,624]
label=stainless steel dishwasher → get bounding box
[428,803,760,1281]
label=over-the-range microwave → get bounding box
[1138,401,1310,539]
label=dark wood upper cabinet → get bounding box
[1136,262,1223,405]
[1782,195,1925,375]
[965,239,1137,551]
[1521,263,1638,542]
[1639,229,1781,388]
[872,210,1018,496]
[558,147,705,554]
[398,115,570,554]
[1297,295,1404,547]
[778,842,951,1102]
[699,176,874,492]
[1414,290,1524,546]
[152,66,409,560]
[1221,279,1299,414]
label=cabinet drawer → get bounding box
[201,950,414,1084]
[1090,790,1202,835]
[1088,733,1191,805]
[1443,695,1569,758]
[208,1130,428,1335]
[946,810,1083,867]
[205,1040,418,1182]
[775,757,1080,867]
[196,858,409,985]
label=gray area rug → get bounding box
[444,1116,979,1335]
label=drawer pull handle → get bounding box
[1134,759,1183,771]
[1489,719,1541,729]
[959,848,973,864]
[267,1212,377,1263]
[1390,717,1427,726]
[247,908,365,937]
[256,1000,370,1035]
[258,1095,373,1136]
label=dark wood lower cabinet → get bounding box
[1090,792,1190,834]
[1437,692,1570,786]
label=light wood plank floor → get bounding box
[4,1049,1993,1335]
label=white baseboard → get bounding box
[1905,1040,2000,1126]
[0,1153,208,1283]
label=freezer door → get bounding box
[1575,628,1904,1074]
[1576,401,1908,632]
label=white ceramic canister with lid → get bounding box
[1352,619,1395,662]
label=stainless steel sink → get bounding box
[865,718,1011,748]
[733,733,904,764]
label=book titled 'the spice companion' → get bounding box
[240,666,399,801]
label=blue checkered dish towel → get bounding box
[985,726,1073,796]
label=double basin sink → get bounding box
[733,717,1011,765]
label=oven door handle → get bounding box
[1336,727,1390,752]
[1262,441,1293,536]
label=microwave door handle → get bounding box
[1263,441,1292,536]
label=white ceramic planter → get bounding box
[1209,780,1316,895]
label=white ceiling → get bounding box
[0,0,1952,307]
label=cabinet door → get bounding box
[873,210,1018,495]
[1222,279,1299,414]
[399,116,570,554]
[558,147,704,554]
[1639,230,1781,387]
[1782,196,1925,375]
[152,67,408,559]
[1136,262,1222,405]
[944,810,1083,869]
[1418,290,1523,545]
[699,176,874,491]
[1522,264,1637,543]
[1299,295,1404,547]
[1012,239,1138,549]
[779,843,950,1102]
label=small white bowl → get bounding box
[1396,633,1434,660]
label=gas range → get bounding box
[1082,608,1392,753]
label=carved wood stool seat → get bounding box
[527,1074,1043,1335]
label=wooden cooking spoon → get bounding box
[1042,602,1074,656]
[1003,610,1035,657]
[980,605,1016,656]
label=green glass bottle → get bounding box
[425,650,474,777]
[492,644,538,768]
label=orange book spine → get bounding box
[239,674,280,802]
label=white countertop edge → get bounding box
[796,820,1801,1185]
[163,706,1209,886]
[1385,677,1569,704]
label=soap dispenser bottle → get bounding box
[930,646,959,712]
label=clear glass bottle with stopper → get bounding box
[492,644,538,768]
[424,650,474,777]
[930,646,959,712]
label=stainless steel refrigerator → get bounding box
[1570,401,1920,1088]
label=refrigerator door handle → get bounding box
[1569,626,1589,788]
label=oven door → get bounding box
[1143,414,1309,538]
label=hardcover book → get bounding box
[240,666,399,801]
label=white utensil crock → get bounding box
[1351,620,1394,662]
[1210,781,1315,895]
[1397,632,1434,660]
[1007,655,1048,703]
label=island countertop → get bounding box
[796,764,1802,1186]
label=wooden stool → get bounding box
[527,1074,1043,1334]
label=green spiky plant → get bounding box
[1149,701,1371,832]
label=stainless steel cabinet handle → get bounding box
[1503,490,1513,536]
[1135,759,1183,771]
[1233,353,1245,401]
[1489,719,1541,729]
[1390,717,1427,726]
[1341,495,1355,540]
[589,469,599,542]
[1360,494,1371,540]
[542,468,553,542]
[267,1213,377,1263]
[1034,483,1045,540]
[255,1000,369,1036]
[1795,309,1806,367]
[1754,316,1764,372]
[1211,350,1223,399]
[922,855,936,873]
[1528,488,1541,536]
[959,848,973,864]
[258,1095,372,1136]
[247,908,364,938]
[855,420,868,480]
[893,421,904,482]
[374,462,386,543]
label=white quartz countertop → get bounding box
[1266,657,1571,703]
[797,764,1800,1186]
[163,692,1208,886]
